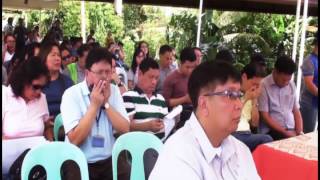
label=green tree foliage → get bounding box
[86,2,124,46]
[123,4,147,41]
[167,11,197,54]
[167,10,317,72]
[12,3,317,70]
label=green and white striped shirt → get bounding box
[122,86,168,134]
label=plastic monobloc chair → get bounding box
[54,114,64,141]
[21,142,89,180]
[112,132,163,180]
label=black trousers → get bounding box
[87,153,130,180]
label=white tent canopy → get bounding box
[3,0,59,10]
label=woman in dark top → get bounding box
[39,42,73,118]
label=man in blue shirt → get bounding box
[61,48,130,180]
[300,32,318,133]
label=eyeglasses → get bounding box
[62,55,72,61]
[31,84,45,91]
[203,90,244,100]
[89,69,112,77]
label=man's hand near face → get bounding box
[102,79,111,104]
[90,80,106,108]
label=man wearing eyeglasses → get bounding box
[60,48,130,180]
[150,61,260,180]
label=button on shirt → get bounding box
[2,86,49,138]
[60,80,129,163]
[258,74,299,134]
[149,113,260,180]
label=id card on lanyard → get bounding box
[88,95,105,148]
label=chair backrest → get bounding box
[112,132,163,180]
[54,114,64,141]
[21,142,89,180]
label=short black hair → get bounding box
[188,61,241,109]
[60,39,71,49]
[4,33,15,43]
[59,46,70,54]
[274,55,296,75]
[8,17,13,23]
[250,53,266,66]
[241,62,267,79]
[159,45,172,55]
[77,44,91,57]
[180,47,196,64]
[139,58,159,74]
[215,49,235,64]
[85,48,113,70]
[8,56,50,97]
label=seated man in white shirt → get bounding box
[2,33,15,62]
[149,61,261,180]
[60,48,130,180]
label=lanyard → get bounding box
[88,95,103,135]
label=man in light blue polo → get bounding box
[258,56,303,140]
[60,48,130,180]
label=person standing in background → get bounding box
[300,32,318,133]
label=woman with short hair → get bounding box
[2,57,52,175]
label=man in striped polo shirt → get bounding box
[122,58,168,179]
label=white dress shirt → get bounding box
[149,113,261,180]
[3,51,14,62]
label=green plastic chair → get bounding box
[21,142,89,180]
[112,132,163,180]
[54,114,64,141]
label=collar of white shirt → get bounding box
[188,113,236,164]
[80,79,90,96]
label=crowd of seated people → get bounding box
[2,18,317,180]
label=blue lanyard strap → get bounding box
[88,95,103,134]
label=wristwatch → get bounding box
[104,102,110,110]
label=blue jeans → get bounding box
[232,131,273,151]
[300,101,318,133]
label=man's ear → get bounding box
[198,96,209,116]
[85,69,90,77]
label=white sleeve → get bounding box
[60,88,82,133]
[239,143,261,180]
[149,147,202,180]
